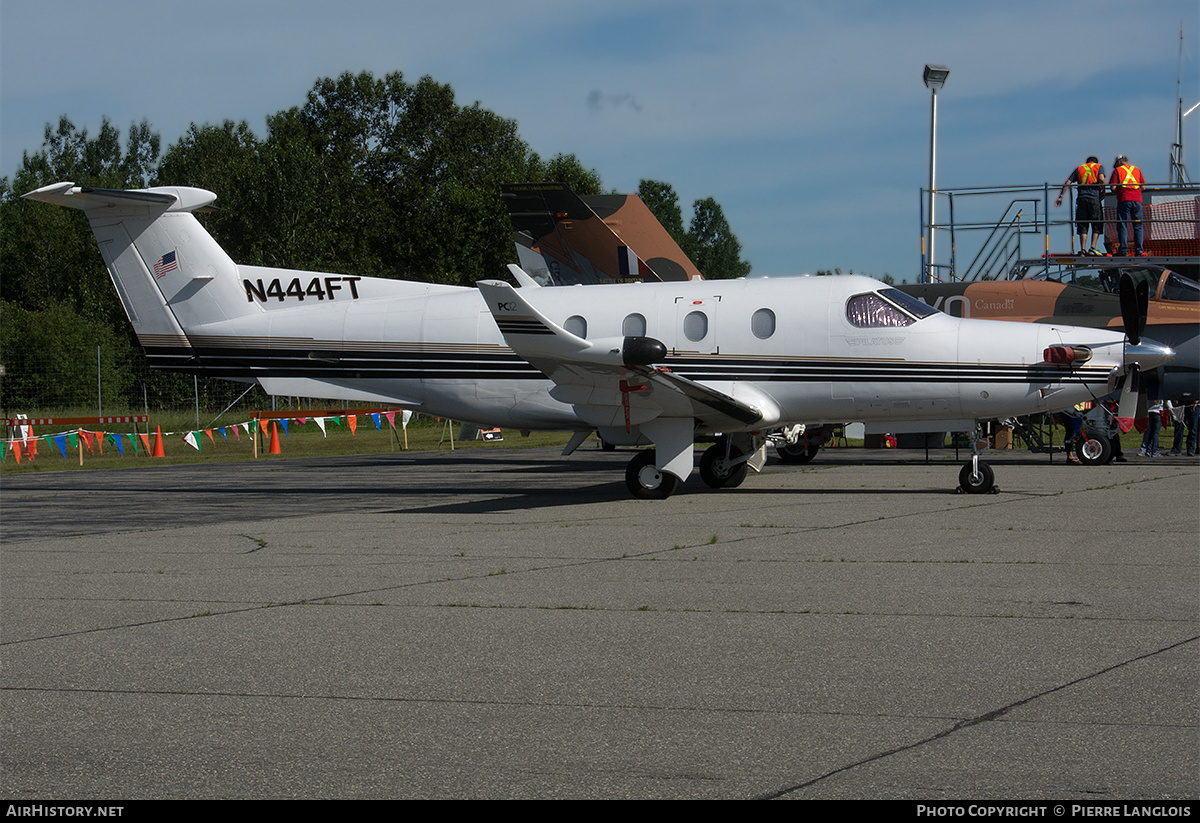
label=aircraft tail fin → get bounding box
[22,182,259,368]
[502,182,702,285]
[579,191,703,282]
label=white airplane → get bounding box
[23,181,1174,498]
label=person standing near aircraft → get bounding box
[1109,155,1146,257]
[1061,402,1088,463]
[1140,396,1165,456]
[1184,397,1199,457]
[1055,156,1106,255]
[1167,394,1198,456]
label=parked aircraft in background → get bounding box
[502,182,700,285]
[24,182,1172,497]
[899,266,1198,403]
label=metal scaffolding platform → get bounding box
[920,182,1200,283]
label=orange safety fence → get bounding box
[1103,198,1200,257]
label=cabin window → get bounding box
[623,313,647,336]
[683,311,708,342]
[751,308,776,339]
[565,315,587,338]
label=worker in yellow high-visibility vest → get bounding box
[1055,156,1107,255]
[1109,155,1146,257]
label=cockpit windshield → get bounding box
[880,288,940,319]
[846,289,940,328]
[1161,271,1200,302]
[1026,266,1118,292]
[1023,265,1199,302]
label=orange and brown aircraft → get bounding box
[502,182,701,285]
[899,266,1198,402]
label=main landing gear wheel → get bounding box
[1075,430,1113,466]
[699,443,748,489]
[626,450,679,499]
[958,460,996,494]
[775,439,821,464]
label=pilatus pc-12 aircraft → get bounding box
[24,181,1173,498]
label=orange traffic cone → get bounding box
[152,425,165,457]
[269,421,282,454]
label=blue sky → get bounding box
[2,0,1196,281]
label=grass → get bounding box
[0,407,582,474]
[2,406,1171,475]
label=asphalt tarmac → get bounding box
[2,446,1197,799]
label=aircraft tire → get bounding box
[626,450,678,499]
[699,443,748,489]
[958,460,996,494]
[1075,430,1113,466]
[775,428,823,464]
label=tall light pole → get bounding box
[924,64,949,283]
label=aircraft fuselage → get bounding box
[199,273,1125,434]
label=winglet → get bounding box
[507,263,542,289]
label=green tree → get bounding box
[636,182,751,279]
[155,121,268,263]
[368,73,533,284]
[684,197,751,280]
[527,153,603,196]
[0,300,135,411]
[122,120,161,188]
[154,73,606,286]
[1,117,162,329]
[1,81,627,409]
[637,180,686,245]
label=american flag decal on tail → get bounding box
[153,250,178,279]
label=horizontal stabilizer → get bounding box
[23,182,218,214]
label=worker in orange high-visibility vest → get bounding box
[1055,156,1107,255]
[1109,155,1146,257]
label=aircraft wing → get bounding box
[477,269,763,432]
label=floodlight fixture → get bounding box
[923,64,950,90]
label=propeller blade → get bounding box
[1136,384,1149,428]
[1118,272,1148,346]
[1117,365,1140,421]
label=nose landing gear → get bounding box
[957,425,998,494]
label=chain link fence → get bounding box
[0,347,284,425]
